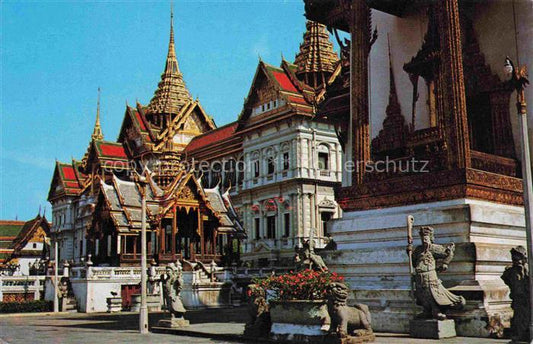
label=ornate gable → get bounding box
[154,101,216,154]
[177,181,198,201]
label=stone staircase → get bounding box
[230,289,242,307]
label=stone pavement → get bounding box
[0,308,510,344]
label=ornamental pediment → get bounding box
[318,198,337,209]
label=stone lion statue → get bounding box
[243,284,271,338]
[326,282,373,338]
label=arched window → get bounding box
[252,152,260,178]
[237,157,245,184]
[265,148,276,175]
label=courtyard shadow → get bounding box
[33,307,248,332]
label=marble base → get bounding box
[322,199,526,337]
[158,317,190,328]
[409,319,456,339]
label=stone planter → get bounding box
[269,300,330,341]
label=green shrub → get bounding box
[0,300,53,313]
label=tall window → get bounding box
[284,213,290,237]
[318,144,330,170]
[267,156,275,175]
[283,152,290,170]
[318,152,329,170]
[267,216,276,239]
[237,158,245,184]
[253,160,260,178]
[254,218,260,239]
[321,212,333,237]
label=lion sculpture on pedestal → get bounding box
[326,282,374,339]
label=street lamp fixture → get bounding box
[505,56,532,342]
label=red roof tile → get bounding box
[288,96,309,105]
[272,71,298,93]
[62,166,76,180]
[98,143,127,159]
[135,111,147,131]
[185,122,238,152]
[64,181,80,188]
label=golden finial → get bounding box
[91,87,104,141]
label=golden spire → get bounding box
[91,87,104,141]
[147,5,192,115]
[294,20,338,88]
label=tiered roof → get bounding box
[294,21,339,87]
[48,161,88,200]
[99,175,160,232]
[0,216,50,266]
[0,220,25,264]
[294,21,338,73]
[204,184,245,236]
[97,170,245,237]
[146,10,192,115]
[10,215,50,253]
[264,62,315,114]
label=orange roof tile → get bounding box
[185,122,238,153]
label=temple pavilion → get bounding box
[47,11,245,267]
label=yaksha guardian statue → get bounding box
[501,246,530,342]
[161,263,186,321]
[408,226,465,320]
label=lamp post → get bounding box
[505,56,532,341]
[137,173,149,334]
[54,235,59,313]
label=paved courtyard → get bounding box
[0,308,510,344]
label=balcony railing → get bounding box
[0,276,45,301]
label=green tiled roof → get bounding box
[0,224,24,237]
[0,252,12,260]
[0,241,13,249]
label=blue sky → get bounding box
[1,0,340,220]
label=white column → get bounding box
[95,239,99,256]
[107,235,112,257]
[116,235,121,255]
[336,143,342,181]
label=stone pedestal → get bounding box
[158,317,190,328]
[106,297,122,313]
[131,294,161,312]
[321,199,526,337]
[409,319,456,339]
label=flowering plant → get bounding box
[252,269,345,301]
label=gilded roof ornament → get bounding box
[91,87,104,141]
[294,20,338,87]
[147,6,192,115]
